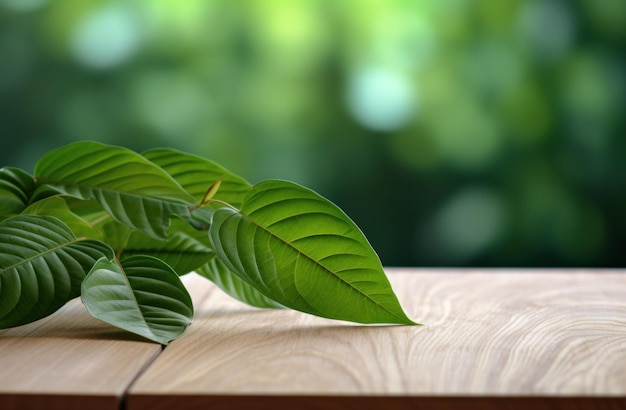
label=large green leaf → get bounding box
[0,167,35,220]
[81,255,194,345]
[208,180,416,325]
[0,215,112,329]
[143,148,251,209]
[197,257,283,309]
[34,141,195,239]
[121,217,215,275]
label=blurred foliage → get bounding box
[1,0,624,267]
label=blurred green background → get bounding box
[1,0,624,267]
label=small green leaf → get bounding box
[81,255,194,345]
[34,141,195,239]
[200,177,223,206]
[0,215,113,329]
[197,257,283,309]
[143,148,251,209]
[0,167,35,220]
[209,180,416,325]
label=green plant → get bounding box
[0,141,417,344]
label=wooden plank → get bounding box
[0,272,212,410]
[127,269,626,410]
[0,299,161,410]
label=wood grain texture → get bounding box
[0,299,161,410]
[2,270,625,410]
[127,269,626,410]
[0,273,212,410]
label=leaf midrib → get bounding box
[110,260,163,343]
[0,237,88,275]
[36,177,194,205]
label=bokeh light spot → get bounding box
[132,72,210,138]
[418,187,507,264]
[518,0,576,62]
[346,67,416,132]
[2,0,48,13]
[71,2,142,70]
[429,98,502,170]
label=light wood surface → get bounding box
[127,269,626,410]
[0,274,211,410]
[0,298,161,410]
[1,270,624,409]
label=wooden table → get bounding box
[1,269,625,409]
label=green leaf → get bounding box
[121,217,215,275]
[0,167,35,220]
[64,197,111,225]
[197,257,284,309]
[81,255,194,345]
[100,220,134,254]
[208,180,416,325]
[23,197,103,241]
[34,141,195,240]
[143,148,251,209]
[187,206,216,231]
[0,215,113,329]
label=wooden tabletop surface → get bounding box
[1,269,625,410]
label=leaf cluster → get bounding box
[0,141,416,344]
